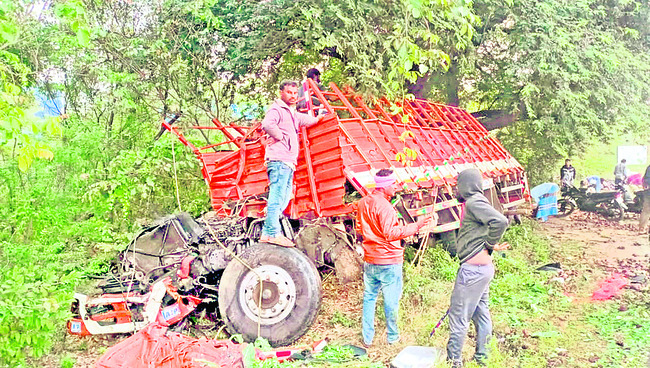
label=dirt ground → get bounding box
[42,211,650,368]
[543,212,650,260]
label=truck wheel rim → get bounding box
[239,265,297,325]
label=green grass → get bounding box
[239,338,382,368]
[586,304,650,367]
[574,135,649,180]
[8,197,649,367]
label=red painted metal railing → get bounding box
[162,81,527,233]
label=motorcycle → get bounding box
[556,185,625,221]
[618,186,648,215]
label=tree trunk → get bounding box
[470,110,518,130]
[444,59,460,106]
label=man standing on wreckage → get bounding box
[260,80,328,248]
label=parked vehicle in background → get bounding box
[618,185,646,215]
[557,185,625,221]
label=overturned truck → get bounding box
[71,81,528,347]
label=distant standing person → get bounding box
[260,80,327,247]
[446,168,509,367]
[356,169,436,347]
[640,164,650,234]
[614,159,628,186]
[560,159,576,188]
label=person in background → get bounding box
[586,175,602,193]
[260,80,328,247]
[446,168,509,368]
[614,159,628,186]
[600,177,615,191]
[560,159,576,188]
[356,169,436,348]
[639,164,650,234]
[297,68,325,111]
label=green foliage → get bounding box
[0,1,62,171]
[59,355,75,368]
[478,0,650,183]
[84,137,209,221]
[406,246,459,284]
[0,0,648,366]
[311,345,382,367]
[501,221,550,264]
[0,113,209,365]
[490,221,562,326]
[329,310,354,328]
[242,338,297,368]
[0,242,81,365]
[240,337,381,368]
[291,0,478,98]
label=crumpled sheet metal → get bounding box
[95,323,245,368]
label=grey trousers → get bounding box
[639,190,650,233]
[446,263,495,363]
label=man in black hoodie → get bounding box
[447,168,509,367]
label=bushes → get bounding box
[0,242,80,364]
[0,120,210,366]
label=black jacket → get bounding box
[560,165,576,184]
[455,169,508,264]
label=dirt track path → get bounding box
[541,211,650,261]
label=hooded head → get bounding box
[456,168,484,200]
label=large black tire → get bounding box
[556,199,576,218]
[601,200,625,222]
[218,244,322,347]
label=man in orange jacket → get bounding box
[356,169,436,347]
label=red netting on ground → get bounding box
[591,273,629,301]
[95,323,245,368]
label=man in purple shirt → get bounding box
[259,81,327,247]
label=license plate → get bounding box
[161,304,181,321]
[70,321,82,333]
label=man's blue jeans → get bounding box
[262,161,294,237]
[362,263,403,345]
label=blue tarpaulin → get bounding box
[531,183,559,221]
